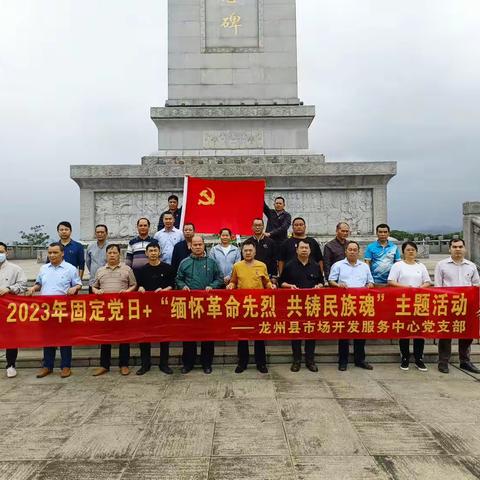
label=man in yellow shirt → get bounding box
[227,240,275,373]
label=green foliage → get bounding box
[15,225,50,246]
[391,229,463,240]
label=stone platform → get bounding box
[3,343,480,371]
[0,364,479,479]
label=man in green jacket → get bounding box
[176,235,224,374]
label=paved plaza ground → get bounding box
[0,363,479,479]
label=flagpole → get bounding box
[179,175,189,229]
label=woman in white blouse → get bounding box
[388,241,431,371]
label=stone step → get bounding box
[3,343,480,368]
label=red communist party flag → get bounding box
[181,176,266,235]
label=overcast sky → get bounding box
[1,0,479,242]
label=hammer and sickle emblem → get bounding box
[198,187,215,206]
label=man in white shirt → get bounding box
[0,241,27,378]
[154,212,183,265]
[329,241,374,371]
[434,238,480,374]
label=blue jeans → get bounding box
[43,346,72,369]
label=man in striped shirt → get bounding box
[126,217,157,273]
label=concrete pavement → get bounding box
[0,363,479,479]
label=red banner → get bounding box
[0,287,478,348]
[181,176,265,235]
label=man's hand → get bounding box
[92,288,104,295]
[338,283,348,288]
[66,287,79,296]
[366,283,374,289]
[205,286,213,291]
[226,283,235,290]
[0,287,10,296]
[314,284,324,289]
[182,286,190,291]
[138,287,146,293]
[26,287,36,296]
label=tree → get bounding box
[15,225,50,246]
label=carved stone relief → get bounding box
[266,190,373,235]
[95,192,183,239]
[203,130,264,149]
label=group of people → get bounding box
[1,194,479,379]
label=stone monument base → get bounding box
[71,153,395,242]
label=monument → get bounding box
[71,0,396,241]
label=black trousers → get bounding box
[139,342,170,368]
[438,338,472,364]
[237,340,266,367]
[5,348,18,368]
[100,344,130,369]
[291,340,315,363]
[399,338,425,361]
[338,339,366,365]
[182,341,214,368]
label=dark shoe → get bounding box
[460,362,480,374]
[400,358,409,371]
[159,365,173,375]
[235,364,246,374]
[181,366,193,374]
[36,368,53,378]
[438,363,449,374]
[355,361,373,370]
[306,362,318,373]
[415,359,428,372]
[203,366,212,374]
[338,364,347,371]
[290,361,301,372]
[136,366,150,376]
[256,364,268,374]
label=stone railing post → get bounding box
[463,202,480,265]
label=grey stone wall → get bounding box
[168,0,299,105]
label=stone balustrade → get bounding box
[464,202,480,266]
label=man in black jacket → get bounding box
[171,223,195,273]
[263,197,291,244]
[158,194,182,230]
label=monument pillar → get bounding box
[71,0,396,241]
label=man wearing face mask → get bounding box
[0,242,28,378]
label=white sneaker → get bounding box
[6,366,17,378]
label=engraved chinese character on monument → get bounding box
[202,0,263,52]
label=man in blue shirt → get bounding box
[57,221,85,279]
[27,243,82,378]
[364,224,400,286]
[329,241,374,371]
